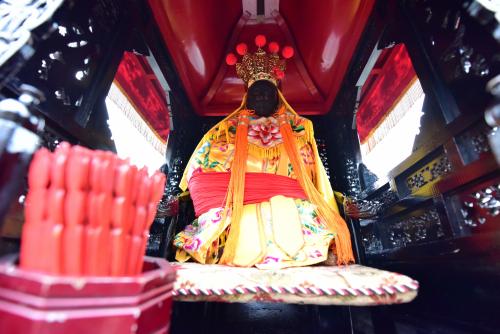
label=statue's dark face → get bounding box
[246,80,278,117]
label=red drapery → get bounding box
[356,44,417,144]
[114,52,170,141]
[188,171,307,217]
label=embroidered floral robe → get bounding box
[174,111,342,269]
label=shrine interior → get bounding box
[0,0,499,333]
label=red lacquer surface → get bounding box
[356,44,417,143]
[147,0,374,116]
[115,52,170,141]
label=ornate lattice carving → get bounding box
[387,208,445,248]
[345,157,361,198]
[471,133,490,155]
[12,0,122,128]
[441,23,490,79]
[408,0,497,123]
[155,157,183,218]
[411,0,492,80]
[344,198,382,219]
[455,122,492,164]
[147,160,181,257]
[0,0,65,66]
[146,229,163,255]
[461,184,500,228]
[376,188,400,211]
[361,223,383,255]
[359,187,399,211]
[406,155,452,193]
[344,189,400,219]
[316,138,330,180]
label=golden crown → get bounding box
[226,35,294,87]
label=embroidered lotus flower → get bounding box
[248,120,282,146]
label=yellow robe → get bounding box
[174,108,344,269]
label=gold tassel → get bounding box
[219,110,251,264]
[276,106,354,265]
[247,143,282,160]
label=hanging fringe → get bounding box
[276,106,354,265]
[361,78,424,155]
[108,82,167,156]
[219,110,251,265]
[247,143,281,160]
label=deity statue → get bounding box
[173,35,354,269]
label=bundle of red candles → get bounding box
[20,142,166,276]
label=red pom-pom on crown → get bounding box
[255,35,266,48]
[282,46,294,59]
[268,42,280,54]
[226,53,237,65]
[236,43,247,56]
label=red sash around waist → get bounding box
[188,171,307,216]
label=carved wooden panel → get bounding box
[361,203,448,255]
[454,120,492,165]
[6,0,125,142]
[316,138,331,180]
[446,175,500,236]
[405,154,452,196]
[407,0,498,117]
[386,207,446,249]
[360,220,383,255]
